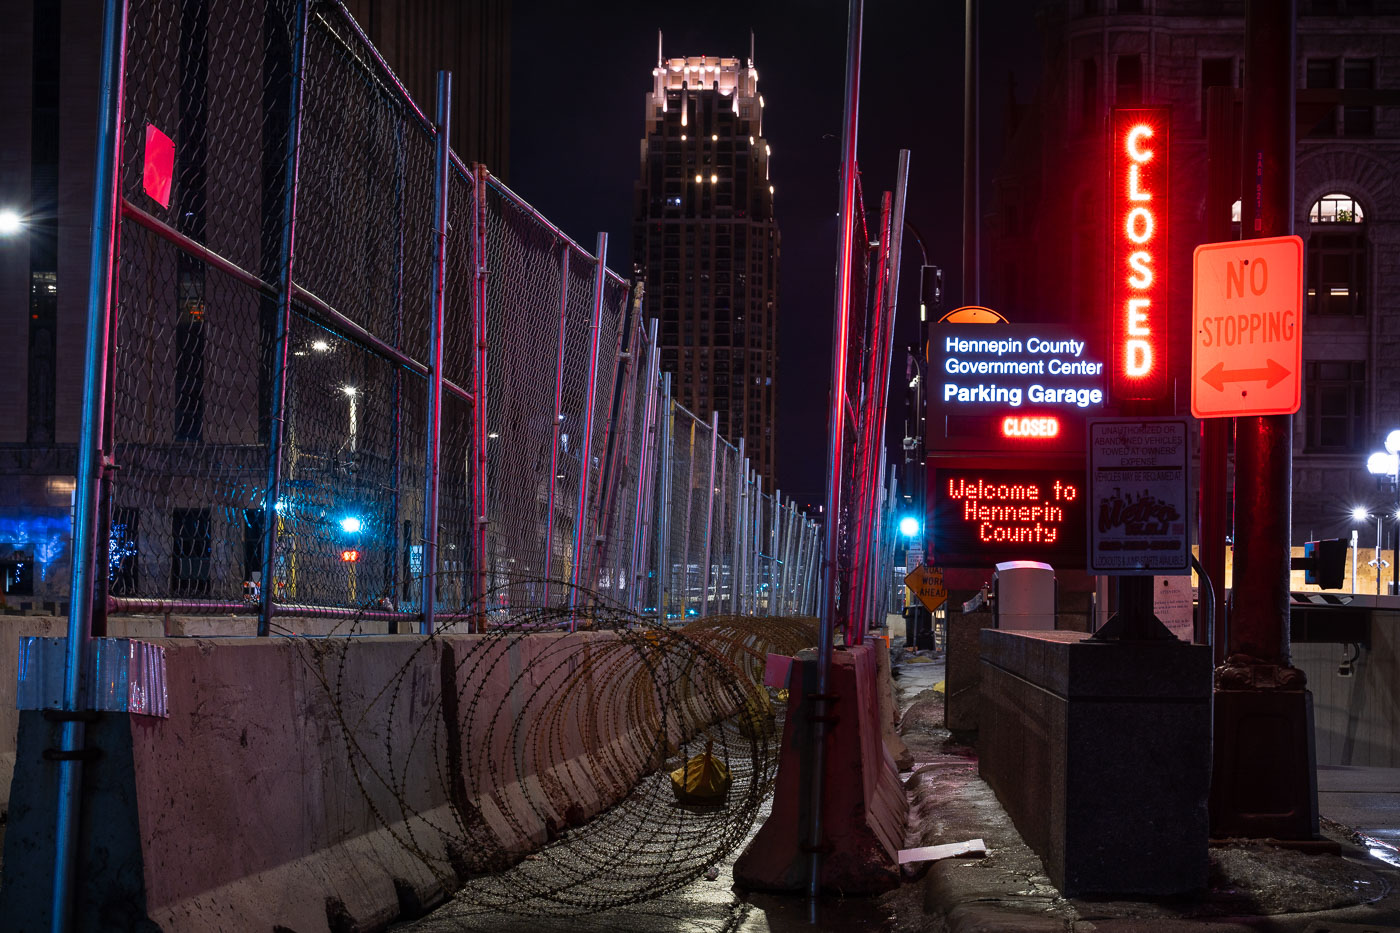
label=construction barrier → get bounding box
[733,643,906,894]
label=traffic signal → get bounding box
[1303,538,1348,590]
[338,514,364,563]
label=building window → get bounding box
[1116,55,1143,107]
[1306,58,1375,137]
[1080,58,1098,130]
[171,508,212,596]
[1343,59,1375,137]
[1306,58,1338,136]
[1309,193,1364,224]
[1307,193,1366,317]
[1200,57,1234,134]
[1304,361,1365,451]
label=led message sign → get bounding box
[929,323,1107,452]
[1110,107,1170,402]
[929,463,1088,569]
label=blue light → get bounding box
[899,516,921,538]
[0,513,71,581]
[339,516,363,534]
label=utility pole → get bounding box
[962,0,979,306]
[1209,0,1319,841]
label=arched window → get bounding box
[1307,192,1367,317]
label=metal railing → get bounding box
[96,0,820,632]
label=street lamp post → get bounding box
[1365,429,1400,595]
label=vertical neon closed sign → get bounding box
[1110,107,1169,402]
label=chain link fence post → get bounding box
[257,0,312,637]
[52,0,129,922]
[591,284,641,593]
[470,165,490,627]
[568,234,607,623]
[420,71,451,635]
[541,247,570,608]
[699,412,718,618]
[656,373,673,620]
[627,318,660,612]
[733,441,746,614]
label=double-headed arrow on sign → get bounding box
[1200,358,1290,392]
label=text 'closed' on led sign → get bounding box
[929,465,1087,570]
[1110,107,1170,402]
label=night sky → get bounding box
[509,0,1044,510]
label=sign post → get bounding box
[1191,235,1303,419]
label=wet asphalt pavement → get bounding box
[396,641,1400,933]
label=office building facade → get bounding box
[633,47,781,485]
[984,0,1400,550]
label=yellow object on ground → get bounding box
[933,680,946,695]
[737,688,775,738]
[670,740,731,804]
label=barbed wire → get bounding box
[284,574,815,918]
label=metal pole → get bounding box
[421,71,452,635]
[791,511,807,616]
[771,488,782,616]
[569,234,608,623]
[750,476,761,613]
[53,0,126,923]
[962,0,979,306]
[1392,487,1398,595]
[700,412,720,617]
[388,118,407,624]
[258,0,311,638]
[656,373,674,619]
[734,441,747,614]
[783,502,799,615]
[678,418,696,617]
[592,286,643,591]
[542,247,570,607]
[743,465,755,614]
[471,164,490,628]
[1212,0,1316,842]
[1376,517,1383,597]
[1351,528,1359,594]
[851,190,893,639]
[628,318,661,610]
[1231,0,1295,664]
[817,0,865,886]
[1203,84,1237,655]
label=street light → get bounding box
[0,210,22,235]
[899,515,921,538]
[1368,435,1400,595]
[342,386,358,453]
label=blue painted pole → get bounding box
[421,70,452,634]
[50,1,126,928]
[258,0,312,637]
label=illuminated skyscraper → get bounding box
[633,40,780,485]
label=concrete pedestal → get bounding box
[1210,687,1319,839]
[978,630,1212,897]
[945,599,994,736]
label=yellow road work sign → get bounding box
[905,564,947,612]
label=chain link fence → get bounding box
[102,0,820,631]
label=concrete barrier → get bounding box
[0,614,390,821]
[733,644,906,894]
[978,629,1211,896]
[0,629,733,931]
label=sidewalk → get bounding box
[891,649,1400,933]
